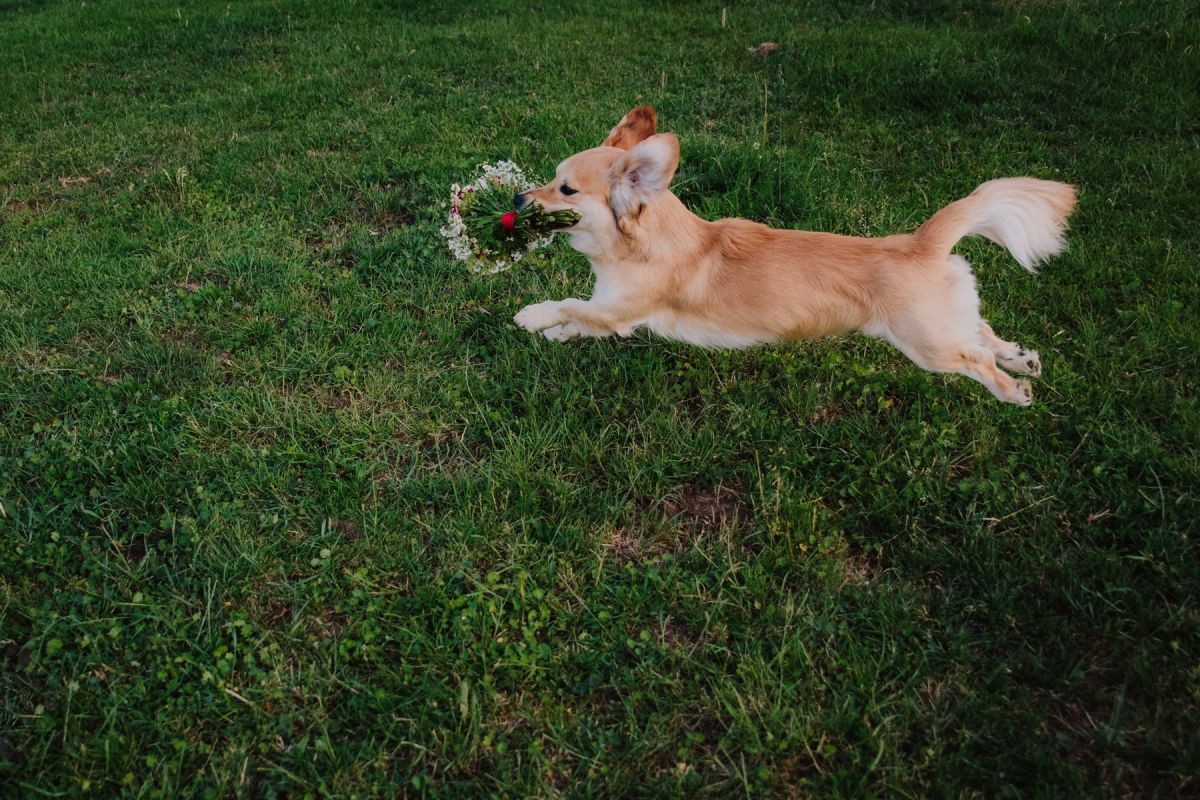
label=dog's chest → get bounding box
[643,312,763,348]
[590,260,763,348]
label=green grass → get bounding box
[1,0,1198,796]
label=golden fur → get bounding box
[514,106,1077,405]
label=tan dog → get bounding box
[514,106,1076,405]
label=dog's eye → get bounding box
[560,183,579,196]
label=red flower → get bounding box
[501,211,518,231]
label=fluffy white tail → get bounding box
[917,178,1077,272]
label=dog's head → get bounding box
[515,106,679,242]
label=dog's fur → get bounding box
[514,106,1077,405]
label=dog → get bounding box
[513,106,1076,405]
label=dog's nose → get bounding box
[513,193,529,211]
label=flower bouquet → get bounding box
[440,160,580,274]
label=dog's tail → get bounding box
[915,178,1077,272]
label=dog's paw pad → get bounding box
[1013,379,1033,406]
[999,348,1041,377]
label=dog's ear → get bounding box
[609,133,679,228]
[601,106,657,150]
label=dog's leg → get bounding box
[539,322,584,342]
[979,320,1041,377]
[882,255,1033,405]
[892,333,1033,406]
[932,347,1033,406]
[514,299,639,341]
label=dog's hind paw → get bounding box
[1012,378,1033,406]
[998,348,1041,377]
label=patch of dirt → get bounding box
[605,528,641,561]
[159,323,203,347]
[118,539,148,565]
[1037,693,1102,767]
[607,484,747,563]
[2,641,31,673]
[265,602,292,628]
[658,620,699,651]
[661,483,744,533]
[313,609,349,641]
[329,518,362,542]
[251,597,294,629]
[371,205,415,231]
[1030,659,1159,795]
[3,198,51,214]
[305,223,350,254]
[839,552,879,589]
[810,403,843,425]
[488,690,534,736]
[946,451,975,481]
[314,386,365,412]
[602,524,685,563]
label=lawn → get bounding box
[1,0,1197,796]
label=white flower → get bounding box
[440,160,558,274]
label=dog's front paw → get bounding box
[514,301,562,333]
[542,322,581,342]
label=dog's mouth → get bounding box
[545,210,582,231]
